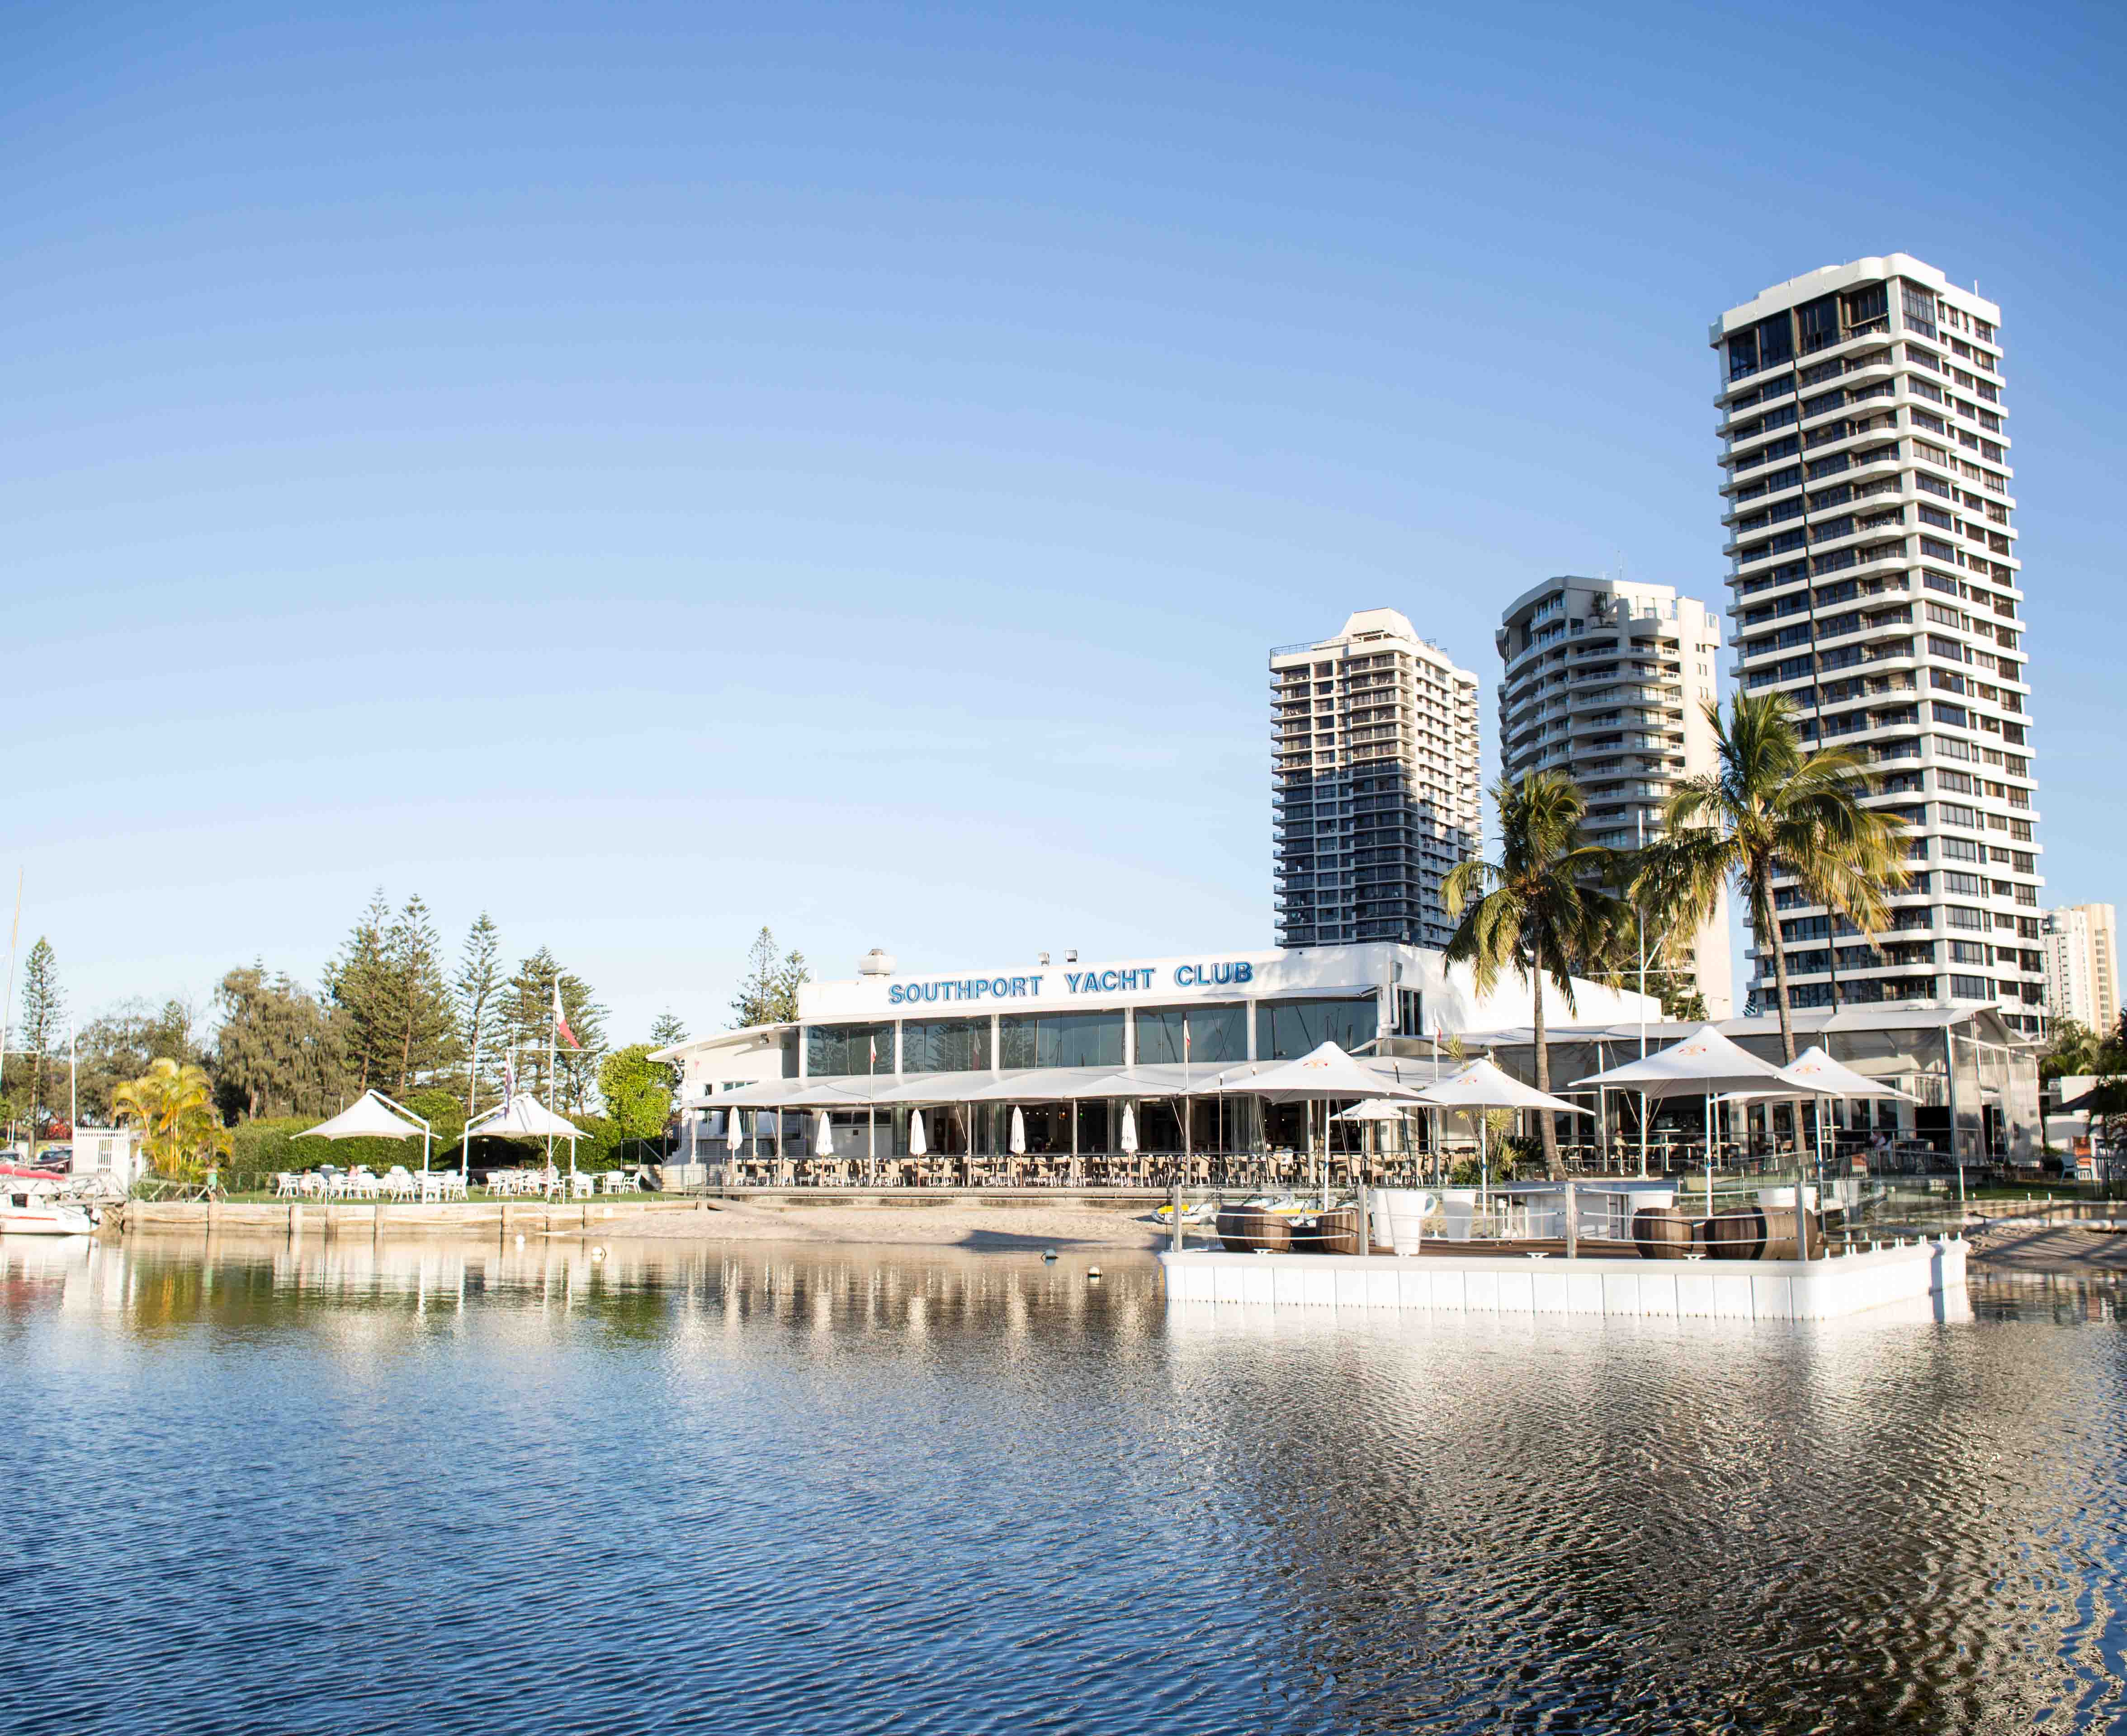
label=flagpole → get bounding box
[1182,1016,1191,1190]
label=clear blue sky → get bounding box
[7,0,2122,1042]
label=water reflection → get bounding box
[2,1234,2122,1736]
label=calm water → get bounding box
[3,1234,2123,1735]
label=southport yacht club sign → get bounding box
[886,960,1257,1006]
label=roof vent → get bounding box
[857,948,895,976]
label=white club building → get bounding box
[657,942,1657,1169]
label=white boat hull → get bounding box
[0,1203,97,1236]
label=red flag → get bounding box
[553,982,581,1050]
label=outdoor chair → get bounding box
[569,1172,594,1199]
[275,1173,300,1198]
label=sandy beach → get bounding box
[587,1197,1173,1251]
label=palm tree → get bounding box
[1443,772,1625,1179]
[113,1057,231,1181]
[1640,693,1908,1062]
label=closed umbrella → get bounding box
[1120,1103,1139,1155]
[814,1110,835,1159]
[726,1107,744,1153]
[908,1108,928,1157]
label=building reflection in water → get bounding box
[3,1234,2121,1733]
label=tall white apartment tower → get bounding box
[1496,576,1734,1017]
[1271,609,1482,950]
[1712,255,2043,1034]
[2042,903,2119,1036]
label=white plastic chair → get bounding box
[570,1172,594,1200]
[275,1173,300,1199]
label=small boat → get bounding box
[1150,1198,1223,1227]
[1,1170,98,1236]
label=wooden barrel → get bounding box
[1224,1207,1291,1253]
[1754,1206,1823,1261]
[1631,1206,1695,1260]
[1315,1207,1363,1256]
[1705,1206,1768,1260]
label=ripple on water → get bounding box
[0,1237,2122,1735]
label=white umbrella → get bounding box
[1572,1024,1812,1207]
[1009,1105,1027,1156]
[1189,1040,1425,1101]
[296,1089,433,1173]
[726,1106,745,1153]
[1332,1099,1415,1122]
[908,1109,928,1158]
[1413,1057,1593,1117]
[814,1110,835,1159]
[1120,1103,1139,1153]
[1719,1045,1915,1175]
[1412,1058,1593,1208]
[463,1092,583,1184]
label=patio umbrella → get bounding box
[1413,1059,1593,1206]
[1720,1044,1914,1173]
[1572,1025,1813,1210]
[1010,1105,1027,1155]
[908,1108,928,1158]
[1120,1103,1138,1153]
[726,1106,745,1153]
[814,1110,835,1159]
[295,1089,433,1173]
[464,1092,583,1183]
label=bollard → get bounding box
[1170,1182,1184,1254]
[1565,1179,1578,1260]
[1794,1162,1811,1262]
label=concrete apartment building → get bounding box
[1495,575,1733,1016]
[2042,903,2118,1036]
[1712,254,2043,1034]
[1271,609,1482,950]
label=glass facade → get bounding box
[1133,1003,1246,1066]
[804,1021,893,1077]
[1255,995,1378,1060]
[997,1010,1124,1070]
[901,1018,991,1073]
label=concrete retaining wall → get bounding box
[1158,1237,1965,1323]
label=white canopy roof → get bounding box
[1332,1098,1418,1122]
[468,1095,582,1140]
[1189,1041,1426,1101]
[1719,1045,1915,1102]
[1570,1024,1810,1099]
[296,1091,426,1142]
[1413,1057,1593,1116]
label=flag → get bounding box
[1183,1017,1191,1062]
[553,982,581,1051]
[869,1033,877,1073]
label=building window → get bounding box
[901,1019,992,1073]
[1134,1004,1247,1066]
[804,1022,894,1077]
[1256,996,1378,1060]
[998,1011,1125,1070]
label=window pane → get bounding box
[998,1011,1124,1070]
[804,1021,893,1076]
[1133,1004,1246,1065]
[1254,995,1379,1060]
[902,1019,992,1072]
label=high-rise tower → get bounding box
[1270,609,1481,949]
[1712,255,2042,1033]
[1495,575,1733,1017]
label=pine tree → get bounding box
[384,895,453,1094]
[731,927,808,1026]
[325,889,395,1092]
[648,1010,688,1050]
[504,948,562,1099]
[17,938,63,1151]
[455,913,503,1118]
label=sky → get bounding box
[6,0,2124,1043]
